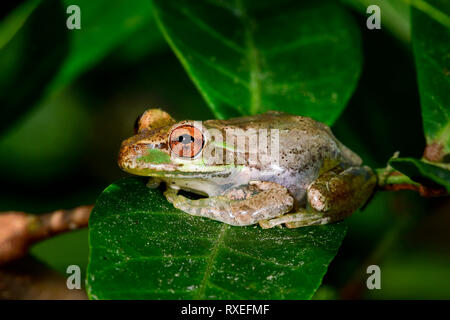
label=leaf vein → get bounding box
[206,281,246,299]
[178,6,245,54]
[263,35,340,57]
[176,40,250,87]
[223,244,299,268]
[195,224,228,298]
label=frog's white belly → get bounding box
[162,168,251,197]
[163,165,320,207]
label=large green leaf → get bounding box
[0,0,164,134]
[87,178,347,299]
[152,0,362,123]
[389,157,450,192]
[411,0,450,160]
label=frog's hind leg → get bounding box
[260,166,376,229]
[164,181,294,226]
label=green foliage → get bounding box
[152,0,362,123]
[412,0,450,157]
[0,90,90,181]
[0,0,164,134]
[87,178,347,299]
[388,0,450,190]
[53,0,164,90]
[0,0,39,48]
[389,157,450,192]
[0,0,68,134]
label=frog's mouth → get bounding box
[120,155,238,175]
[127,169,236,180]
[119,154,236,179]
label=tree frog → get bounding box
[118,109,376,228]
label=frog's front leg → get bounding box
[164,181,294,226]
[146,177,162,189]
[260,166,376,229]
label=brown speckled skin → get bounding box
[118,109,376,228]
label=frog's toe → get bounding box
[261,211,325,229]
[163,188,180,204]
[285,217,331,228]
[258,220,272,229]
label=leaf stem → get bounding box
[376,167,420,187]
[375,167,447,197]
[195,224,228,299]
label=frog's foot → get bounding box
[163,181,294,226]
[306,165,376,217]
[260,166,376,229]
[258,211,329,229]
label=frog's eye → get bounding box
[169,125,204,158]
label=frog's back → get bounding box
[205,111,362,203]
[205,111,361,170]
[206,110,313,131]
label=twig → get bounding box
[0,205,93,265]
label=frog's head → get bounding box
[118,109,232,177]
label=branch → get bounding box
[0,205,93,265]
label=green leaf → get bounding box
[52,0,164,91]
[389,157,450,192]
[152,0,362,124]
[0,0,164,134]
[0,0,69,135]
[87,177,347,300]
[0,0,39,49]
[411,0,450,159]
